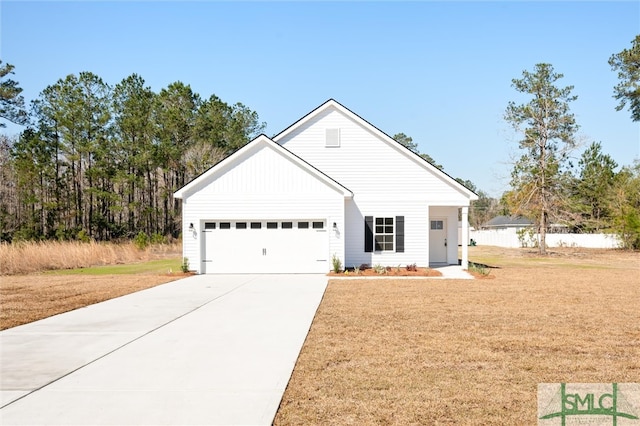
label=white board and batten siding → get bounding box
[276,103,473,267]
[178,138,348,273]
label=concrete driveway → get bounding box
[0,274,328,425]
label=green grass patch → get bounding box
[45,258,182,276]
[468,261,490,276]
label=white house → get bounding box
[174,100,478,273]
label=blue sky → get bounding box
[1,1,639,197]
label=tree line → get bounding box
[0,68,265,241]
[1,34,638,249]
[501,35,640,251]
[396,36,640,251]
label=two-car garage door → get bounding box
[202,220,329,273]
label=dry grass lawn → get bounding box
[0,241,185,330]
[274,246,640,425]
[1,244,638,423]
[0,240,179,275]
[0,273,183,330]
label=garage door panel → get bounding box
[202,220,328,273]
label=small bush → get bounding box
[517,227,538,248]
[373,264,386,275]
[76,229,91,243]
[181,257,190,273]
[406,263,418,272]
[55,225,73,241]
[331,253,343,273]
[134,231,149,250]
[150,232,167,245]
[353,266,361,275]
[468,262,489,276]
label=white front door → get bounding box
[429,218,447,264]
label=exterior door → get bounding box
[429,218,447,264]
[202,220,328,273]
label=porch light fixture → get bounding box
[188,223,197,239]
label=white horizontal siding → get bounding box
[345,198,430,268]
[278,106,467,267]
[277,107,470,204]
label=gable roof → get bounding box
[173,134,353,199]
[482,215,534,228]
[273,99,478,201]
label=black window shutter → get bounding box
[364,216,374,252]
[396,216,404,252]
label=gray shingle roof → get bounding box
[482,215,534,228]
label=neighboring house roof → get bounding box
[482,215,534,228]
[174,134,354,199]
[273,99,478,201]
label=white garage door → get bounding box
[202,220,329,273]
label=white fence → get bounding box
[469,229,621,249]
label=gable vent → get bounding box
[325,128,340,148]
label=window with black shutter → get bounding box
[365,216,404,252]
[364,216,374,252]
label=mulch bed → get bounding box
[328,267,442,277]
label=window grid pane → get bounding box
[373,217,394,251]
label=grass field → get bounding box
[0,240,181,275]
[1,245,638,423]
[273,246,640,425]
[0,253,185,330]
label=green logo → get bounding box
[538,383,639,425]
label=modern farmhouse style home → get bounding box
[174,100,478,273]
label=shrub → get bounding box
[76,229,91,243]
[134,231,149,250]
[150,232,167,245]
[331,253,343,273]
[516,227,538,248]
[406,263,417,272]
[373,264,386,275]
[468,262,489,276]
[181,257,190,273]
